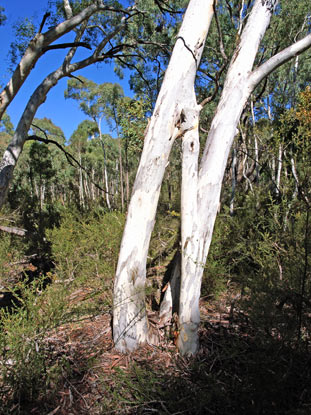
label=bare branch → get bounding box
[38,12,51,33]
[199,58,228,107]
[42,42,92,52]
[63,20,88,67]
[294,14,311,42]
[137,39,171,56]
[213,1,227,61]
[0,225,27,236]
[225,0,234,24]
[116,56,153,97]
[68,74,84,83]
[154,0,184,15]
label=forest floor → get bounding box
[12,288,311,415]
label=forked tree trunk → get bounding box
[177,0,311,355]
[177,0,279,356]
[113,0,311,355]
[113,0,215,353]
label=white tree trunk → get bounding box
[113,0,311,355]
[276,143,283,196]
[177,0,311,355]
[177,106,202,354]
[113,0,215,353]
[177,0,278,355]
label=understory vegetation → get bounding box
[1,165,311,414]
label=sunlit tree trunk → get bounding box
[177,0,279,355]
[178,0,311,355]
[114,0,311,356]
[113,0,215,353]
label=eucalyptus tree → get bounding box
[0,113,14,148]
[113,0,311,355]
[65,77,124,209]
[0,0,185,208]
[68,120,95,207]
[113,0,215,353]
[9,118,66,208]
[117,97,147,206]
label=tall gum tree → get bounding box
[0,1,115,121]
[113,0,311,355]
[0,0,187,209]
[178,0,311,355]
[113,0,215,353]
[0,1,139,208]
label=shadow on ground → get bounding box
[2,312,311,415]
[103,321,311,415]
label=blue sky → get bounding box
[0,0,133,140]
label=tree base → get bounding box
[177,321,199,356]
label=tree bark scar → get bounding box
[261,0,278,12]
[184,237,190,250]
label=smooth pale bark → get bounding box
[113,0,215,353]
[177,107,201,354]
[276,144,283,196]
[251,99,260,182]
[78,151,85,208]
[177,0,311,355]
[177,0,279,355]
[118,141,125,211]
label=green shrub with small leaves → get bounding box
[47,210,125,306]
[0,276,71,410]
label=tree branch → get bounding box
[39,12,51,33]
[249,33,311,89]
[42,42,92,52]
[154,0,184,15]
[0,225,27,236]
[68,74,84,83]
[63,0,73,20]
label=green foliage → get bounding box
[201,215,230,300]
[117,0,187,101]
[0,276,71,409]
[47,210,125,302]
[65,77,124,128]
[9,18,36,68]
[117,96,148,159]
[0,210,126,411]
[0,113,14,136]
[0,235,24,291]
[0,6,6,26]
[212,187,311,345]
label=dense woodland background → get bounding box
[1,0,311,413]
